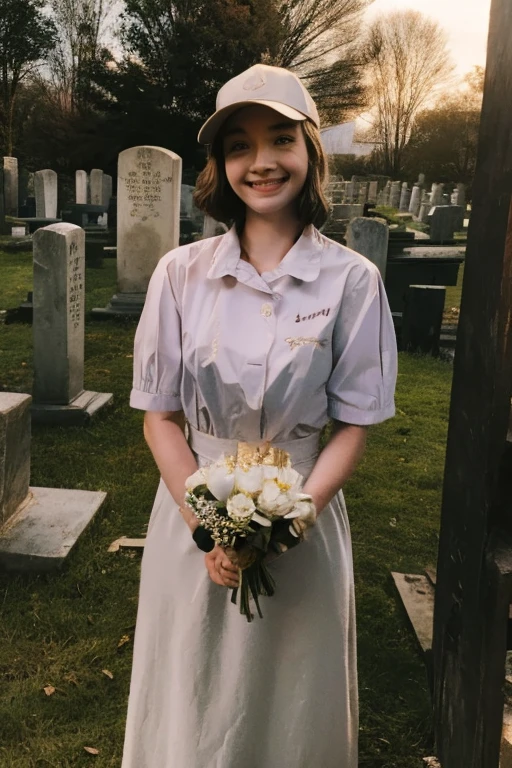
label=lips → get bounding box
[246,176,289,188]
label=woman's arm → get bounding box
[302,420,368,515]
[143,410,199,532]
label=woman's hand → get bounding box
[204,546,240,588]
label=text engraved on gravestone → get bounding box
[125,148,172,220]
[68,241,83,330]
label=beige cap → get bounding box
[198,64,320,145]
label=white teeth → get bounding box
[250,179,286,187]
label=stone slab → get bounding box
[91,293,146,318]
[31,391,113,425]
[0,393,31,526]
[0,486,107,572]
[391,572,435,653]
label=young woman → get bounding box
[122,64,397,768]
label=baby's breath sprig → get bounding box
[185,491,252,547]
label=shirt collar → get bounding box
[207,225,324,283]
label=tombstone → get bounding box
[93,145,182,317]
[0,392,107,572]
[399,183,411,212]
[3,157,18,217]
[453,183,467,230]
[203,215,228,238]
[346,180,355,203]
[382,180,392,206]
[416,173,426,187]
[102,174,113,208]
[409,185,422,217]
[32,223,113,423]
[76,170,88,204]
[390,181,401,209]
[180,183,203,230]
[368,181,378,202]
[331,203,365,221]
[427,205,464,243]
[0,167,6,234]
[358,182,369,204]
[430,183,444,206]
[401,285,446,356]
[418,192,432,224]
[346,217,389,279]
[34,169,58,218]
[90,169,103,205]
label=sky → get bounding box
[365,0,492,78]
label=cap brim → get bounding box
[197,100,308,144]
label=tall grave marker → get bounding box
[90,169,104,205]
[76,170,88,204]
[32,223,113,423]
[93,145,182,317]
[34,170,58,218]
[3,157,18,217]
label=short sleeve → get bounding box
[326,263,397,425]
[129,256,183,412]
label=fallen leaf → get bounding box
[102,669,114,679]
[43,685,55,696]
[87,615,94,625]
[64,672,79,686]
[84,746,100,755]
[117,634,131,649]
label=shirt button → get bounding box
[261,303,272,317]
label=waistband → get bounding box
[188,425,320,465]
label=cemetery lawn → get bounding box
[1,249,454,767]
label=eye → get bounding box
[226,141,248,153]
[275,135,294,145]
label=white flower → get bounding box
[206,463,235,501]
[257,480,296,517]
[227,493,256,520]
[262,465,278,480]
[234,465,264,495]
[276,466,303,493]
[284,493,317,528]
[185,467,207,491]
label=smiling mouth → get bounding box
[246,176,289,188]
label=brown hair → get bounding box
[193,119,330,232]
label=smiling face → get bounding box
[222,104,309,221]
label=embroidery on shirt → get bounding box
[295,308,330,323]
[285,336,327,350]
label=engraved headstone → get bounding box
[0,392,107,572]
[418,191,432,223]
[427,205,464,243]
[34,169,58,218]
[409,185,422,216]
[346,217,389,279]
[76,171,88,204]
[93,145,182,317]
[383,180,391,205]
[32,223,113,423]
[90,169,103,205]
[3,157,18,217]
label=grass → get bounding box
[0,249,457,766]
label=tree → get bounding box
[404,66,484,186]
[46,0,116,113]
[270,0,370,124]
[364,10,454,176]
[0,0,56,154]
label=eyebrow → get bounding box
[223,121,298,139]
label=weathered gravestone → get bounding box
[409,185,422,216]
[34,169,58,218]
[368,181,378,202]
[418,192,432,224]
[428,205,464,243]
[401,285,446,356]
[399,183,411,212]
[390,181,401,209]
[3,157,18,217]
[32,223,113,423]
[90,169,103,205]
[0,392,107,572]
[203,215,227,238]
[102,174,113,208]
[346,216,389,279]
[430,183,444,206]
[93,145,182,317]
[76,170,88,204]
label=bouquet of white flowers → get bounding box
[185,441,316,621]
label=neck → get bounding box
[240,208,304,274]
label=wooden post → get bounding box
[432,0,512,766]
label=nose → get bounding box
[249,143,278,175]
